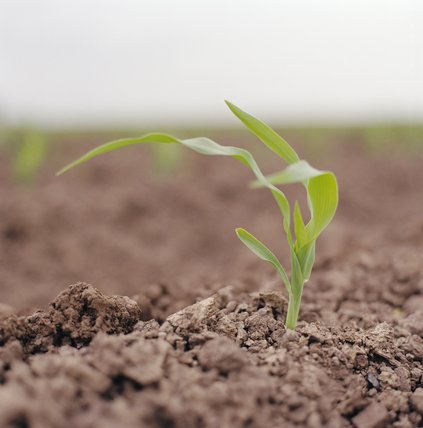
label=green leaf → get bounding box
[57,132,293,244]
[225,100,300,164]
[254,160,338,247]
[296,242,315,282]
[304,172,338,244]
[293,201,306,246]
[270,189,292,245]
[290,249,303,296]
[56,133,176,175]
[251,160,322,187]
[235,228,290,293]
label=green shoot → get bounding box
[150,142,182,175]
[57,101,338,329]
[13,129,49,184]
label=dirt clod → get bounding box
[197,337,248,374]
[411,388,423,413]
[352,402,389,428]
[0,283,142,353]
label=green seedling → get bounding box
[58,101,338,329]
[150,141,182,175]
[13,129,49,184]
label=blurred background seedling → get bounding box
[13,128,49,184]
[150,142,183,175]
[363,125,423,155]
[0,127,50,185]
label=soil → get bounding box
[0,133,423,427]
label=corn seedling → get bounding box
[150,141,182,175]
[13,129,49,184]
[58,101,338,329]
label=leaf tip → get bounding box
[235,227,247,238]
[56,163,73,176]
[224,99,239,113]
[55,168,66,177]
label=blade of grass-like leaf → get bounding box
[251,160,322,187]
[304,172,338,244]
[271,189,293,245]
[290,249,303,295]
[253,160,338,247]
[56,133,176,175]
[57,133,293,239]
[295,242,315,282]
[235,228,290,293]
[293,201,306,246]
[285,249,304,329]
[225,100,300,164]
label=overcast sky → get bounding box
[0,0,422,127]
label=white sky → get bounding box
[0,0,422,127]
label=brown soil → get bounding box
[0,134,423,427]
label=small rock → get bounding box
[352,402,389,428]
[367,371,380,389]
[165,295,219,333]
[224,300,238,313]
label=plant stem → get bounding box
[285,292,302,330]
